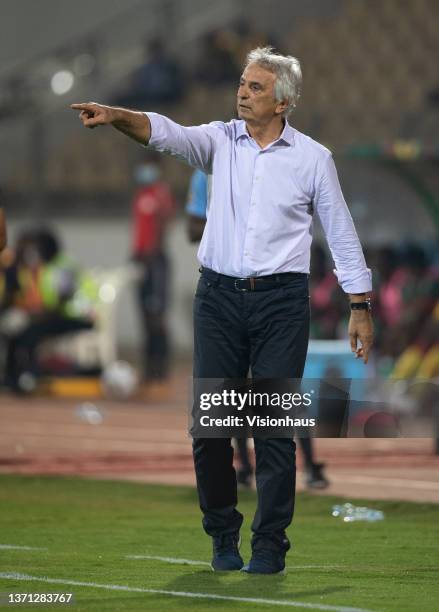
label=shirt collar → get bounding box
[235,119,295,147]
[278,120,295,146]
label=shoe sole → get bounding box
[241,566,287,575]
[210,564,243,571]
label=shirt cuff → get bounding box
[333,267,373,294]
[143,112,160,147]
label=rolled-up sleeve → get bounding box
[145,112,224,173]
[314,153,372,294]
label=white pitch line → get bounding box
[292,566,344,570]
[0,545,48,551]
[0,572,378,612]
[126,554,210,566]
[125,555,342,571]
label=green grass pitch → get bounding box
[0,474,438,611]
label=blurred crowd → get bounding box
[0,152,177,394]
[1,207,437,396]
[309,243,439,379]
[108,17,439,387]
[185,169,439,382]
[0,228,97,392]
[111,21,275,109]
[1,7,438,392]
[193,20,275,87]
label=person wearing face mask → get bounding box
[131,152,176,383]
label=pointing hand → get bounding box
[70,102,114,128]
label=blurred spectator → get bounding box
[372,246,400,324]
[391,305,439,380]
[114,38,184,108]
[186,168,208,242]
[193,22,275,87]
[0,229,39,313]
[232,19,278,69]
[398,245,438,325]
[309,245,345,340]
[0,228,96,392]
[307,241,439,379]
[371,245,402,354]
[375,244,439,359]
[184,170,438,384]
[131,152,176,381]
[194,30,239,85]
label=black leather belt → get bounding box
[199,267,307,292]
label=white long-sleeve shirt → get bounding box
[146,112,372,293]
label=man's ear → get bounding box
[275,99,288,115]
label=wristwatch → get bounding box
[350,299,371,312]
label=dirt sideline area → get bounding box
[1,371,438,504]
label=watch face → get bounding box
[351,301,371,311]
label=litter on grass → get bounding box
[332,503,384,522]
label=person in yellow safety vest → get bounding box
[1,228,97,392]
[31,251,98,320]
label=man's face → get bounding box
[237,63,286,124]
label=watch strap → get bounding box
[350,300,371,311]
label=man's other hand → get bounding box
[348,310,374,364]
[70,102,115,128]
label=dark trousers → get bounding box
[137,252,170,380]
[235,427,315,473]
[192,269,310,541]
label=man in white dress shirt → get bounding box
[72,46,373,574]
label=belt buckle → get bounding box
[234,278,248,292]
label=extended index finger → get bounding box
[70,103,94,111]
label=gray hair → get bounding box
[245,46,302,116]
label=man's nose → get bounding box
[238,84,248,99]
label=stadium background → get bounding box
[1,0,438,491]
[0,2,438,610]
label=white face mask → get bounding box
[134,164,161,185]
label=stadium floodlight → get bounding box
[50,70,75,95]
